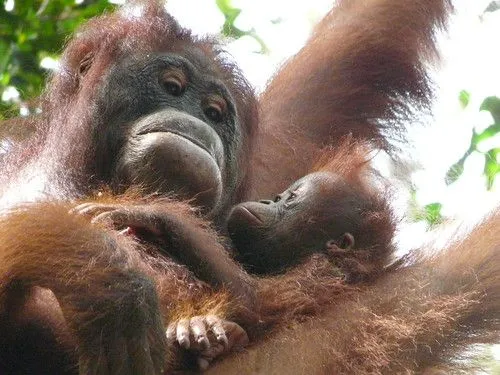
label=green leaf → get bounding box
[471,123,500,148]
[480,96,500,123]
[1,0,116,119]
[215,0,268,53]
[484,148,500,190]
[0,72,11,86]
[448,118,500,186]
[216,0,244,38]
[412,202,443,227]
[458,90,470,109]
[423,202,443,226]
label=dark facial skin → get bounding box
[227,172,363,274]
[91,51,241,214]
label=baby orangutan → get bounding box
[228,169,394,283]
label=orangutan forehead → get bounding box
[175,46,225,77]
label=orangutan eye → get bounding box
[161,71,186,96]
[163,79,183,96]
[79,53,94,77]
[204,97,227,123]
[204,104,224,123]
[286,192,297,202]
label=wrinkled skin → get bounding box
[94,52,243,214]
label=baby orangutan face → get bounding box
[227,172,361,274]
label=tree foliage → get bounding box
[446,95,500,190]
[0,0,116,120]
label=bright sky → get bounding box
[414,0,500,218]
[167,0,333,91]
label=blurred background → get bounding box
[1,0,500,371]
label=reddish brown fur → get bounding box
[248,0,452,199]
[314,140,396,281]
[208,0,500,372]
[208,211,500,374]
[2,201,498,373]
[0,199,254,372]
[0,201,357,372]
[0,3,258,369]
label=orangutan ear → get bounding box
[337,232,355,250]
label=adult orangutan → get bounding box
[0,0,499,375]
[67,143,395,370]
[0,1,260,373]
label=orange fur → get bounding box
[0,201,359,372]
[208,211,500,374]
[205,0,500,372]
[0,201,237,372]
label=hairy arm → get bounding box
[73,200,362,334]
[0,202,168,374]
[250,0,452,198]
[73,200,257,312]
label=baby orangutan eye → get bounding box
[286,192,297,202]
